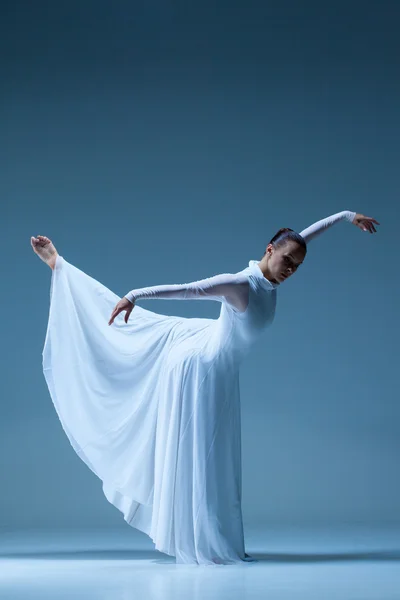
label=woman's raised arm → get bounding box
[299,210,380,243]
[299,210,357,243]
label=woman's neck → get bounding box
[258,259,279,284]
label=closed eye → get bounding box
[284,256,301,269]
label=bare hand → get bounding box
[108,297,135,325]
[352,213,380,233]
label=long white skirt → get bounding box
[42,255,252,565]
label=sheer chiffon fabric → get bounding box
[42,210,355,565]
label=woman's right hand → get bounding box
[108,297,135,326]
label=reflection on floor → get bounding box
[1,526,399,599]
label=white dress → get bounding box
[42,210,355,565]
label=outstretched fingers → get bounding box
[108,304,132,326]
[362,217,380,233]
[108,307,120,326]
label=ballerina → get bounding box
[31,210,379,566]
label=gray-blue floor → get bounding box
[1,526,399,599]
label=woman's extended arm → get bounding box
[108,270,250,325]
[124,271,249,310]
[299,210,356,243]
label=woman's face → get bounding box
[266,240,306,283]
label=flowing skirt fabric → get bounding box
[42,256,251,565]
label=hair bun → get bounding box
[266,226,307,251]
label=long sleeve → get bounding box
[299,210,356,243]
[124,271,250,312]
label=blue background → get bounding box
[2,1,399,534]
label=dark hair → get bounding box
[262,228,307,257]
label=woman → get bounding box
[31,210,379,566]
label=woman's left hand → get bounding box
[352,213,380,233]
